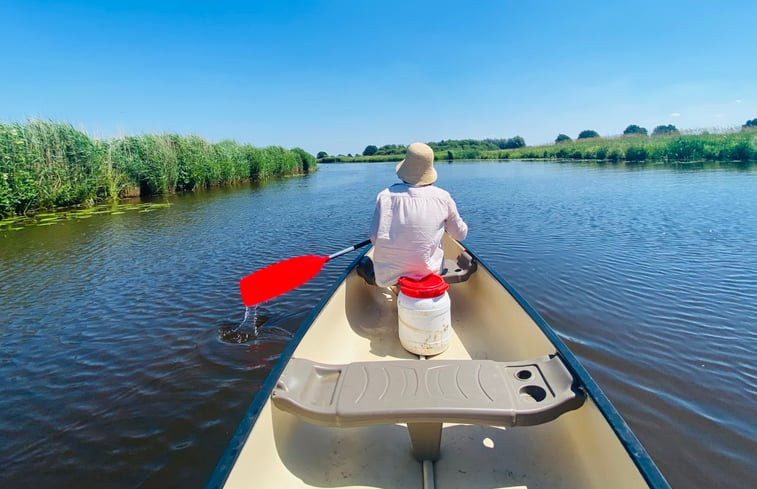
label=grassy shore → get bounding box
[495,129,757,162]
[319,154,403,163]
[320,129,757,164]
[0,120,316,217]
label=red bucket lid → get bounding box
[398,274,449,298]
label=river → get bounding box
[1,161,755,488]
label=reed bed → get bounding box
[0,120,316,217]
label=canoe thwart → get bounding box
[441,251,477,283]
[272,356,585,460]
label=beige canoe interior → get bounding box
[222,237,650,489]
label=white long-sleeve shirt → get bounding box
[369,183,468,287]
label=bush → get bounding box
[652,124,679,136]
[607,148,623,162]
[625,145,648,161]
[623,124,648,136]
[667,137,704,161]
[503,136,526,149]
[731,141,754,161]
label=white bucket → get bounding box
[397,274,451,356]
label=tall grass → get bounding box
[0,120,316,217]
[0,120,104,214]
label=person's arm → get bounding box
[445,198,468,241]
[369,196,381,244]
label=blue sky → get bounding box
[2,1,756,155]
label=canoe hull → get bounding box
[209,237,669,488]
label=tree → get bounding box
[555,134,571,143]
[743,118,757,128]
[578,130,600,139]
[316,151,328,159]
[362,145,378,156]
[376,144,407,155]
[623,124,648,136]
[503,136,526,149]
[652,124,678,136]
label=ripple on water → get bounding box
[1,162,756,489]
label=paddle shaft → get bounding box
[328,239,372,260]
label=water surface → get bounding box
[1,161,755,488]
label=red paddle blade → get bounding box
[240,255,329,307]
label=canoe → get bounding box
[207,236,670,488]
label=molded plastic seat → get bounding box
[272,356,584,460]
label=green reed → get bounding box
[0,120,316,217]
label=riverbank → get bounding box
[319,129,757,164]
[0,120,316,218]
[501,129,757,162]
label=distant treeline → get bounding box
[319,124,757,164]
[0,120,316,217]
[495,129,757,163]
[318,137,526,162]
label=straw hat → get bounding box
[396,142,437,186]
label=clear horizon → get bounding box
[2,1,756,156]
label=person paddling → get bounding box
[360,142,468,287]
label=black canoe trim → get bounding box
[206,242,671,489]
[205,246,371,489]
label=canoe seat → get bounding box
[271,356,584,461]
[441,251,477,283]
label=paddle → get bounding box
[239,239,372,307]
